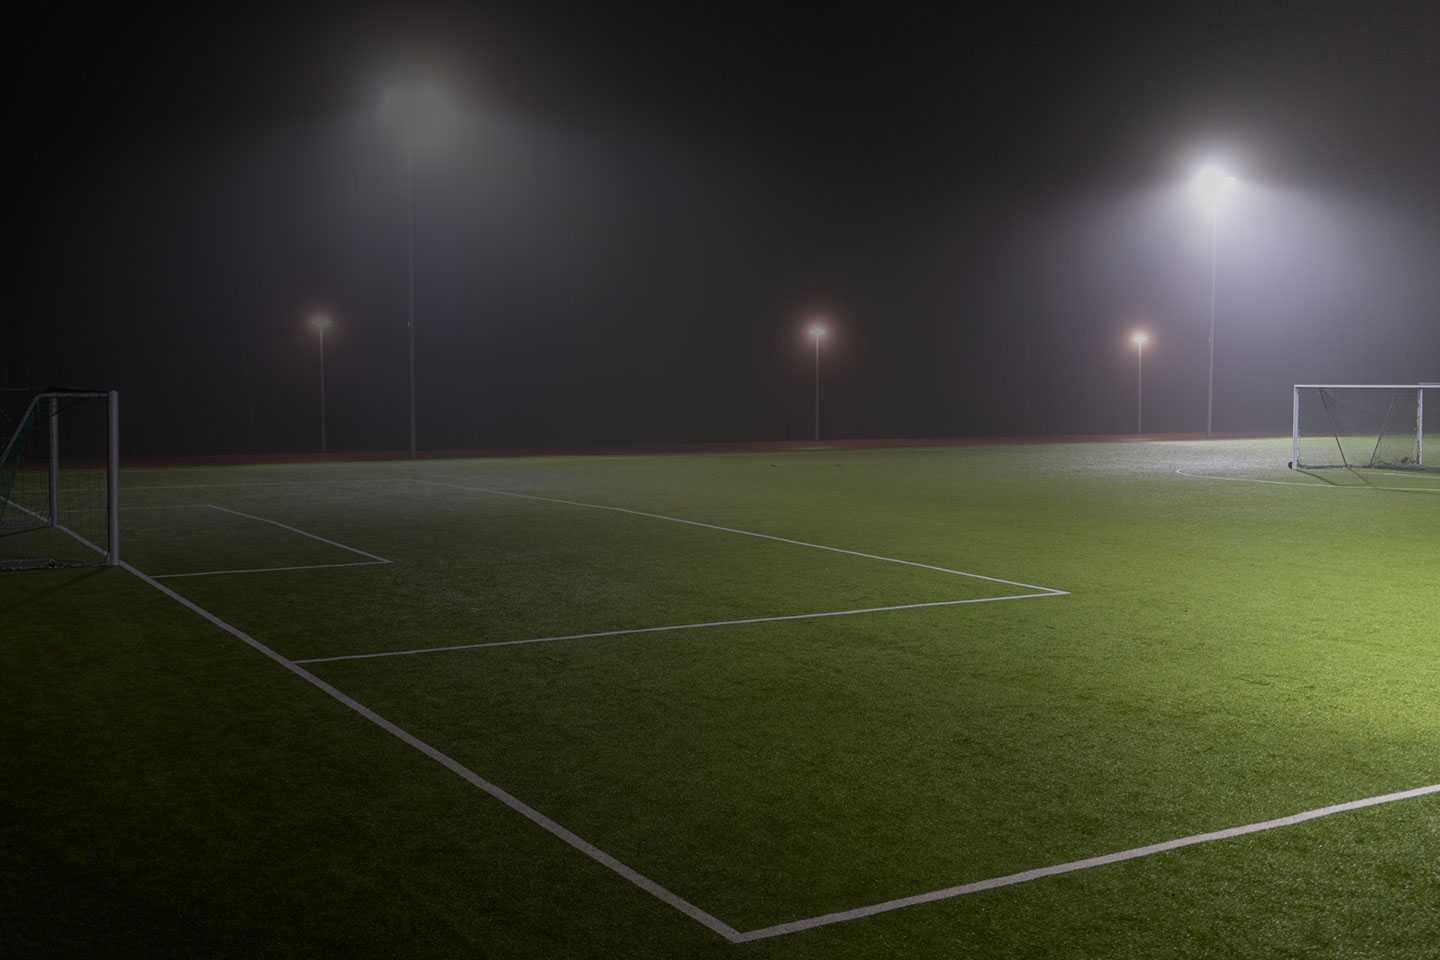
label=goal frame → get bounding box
[1289,383,1436,471]
[0,389,120,566]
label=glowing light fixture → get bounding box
[1192,164,1237,213]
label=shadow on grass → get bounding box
[1295,466,1440,494]
[0,566,107,604]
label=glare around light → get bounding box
[1192,164,1237,211]
[382,78,458,154]
[1132,331,1149,347]
[808,321,828,340]
[310,312,333,332]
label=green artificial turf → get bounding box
[3,438,1437,958]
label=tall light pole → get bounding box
[311,313,334,453]
[1132,331,1149,435]
[384,80,451,459]
[406,122,416,459]
[808,321,827,441]
[1193,165,1236,436]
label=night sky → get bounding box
[14,4,1440,454]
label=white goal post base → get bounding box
[1289,383,1437,472]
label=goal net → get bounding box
[1290,384,1437,472]
[1,390,120,570]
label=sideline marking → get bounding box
[1176,468,1440,493]
[29,504,742,940]
[119,559,745,944]
[292,592,1055,664]
[734,782,1440,942]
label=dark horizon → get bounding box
[13,4,1440,456]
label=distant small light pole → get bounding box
[808,321,828,441]
[1132,331,1150,435]
[311,313,334,453]
[1192,165,1237,437]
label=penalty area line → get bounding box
[150,560,389,579]
[411,477,1069,597]
[734,782,1440,942]
[291,591,1063,664]
[206,504,392,563]
[115,559,746,945]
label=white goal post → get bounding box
[1290,383,1437,472]
[0,389,120,568]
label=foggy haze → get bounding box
[12,4,1440,455]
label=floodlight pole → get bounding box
[813,332,822,442]
[1206,212,1218,437]
[1136,338,1145,435]
[318,324,329,454]
[406,129,417,460]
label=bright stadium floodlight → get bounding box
[1191,163,1238,437]
[808,321,827,441]
[1131,331,1150,434]
[310,312,333,453]
[1192,164,1236,214]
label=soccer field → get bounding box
[3,438,1437,958]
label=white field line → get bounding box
[205,504,392,563]
[292,592,1054,665]
[125,477,418,491]
[0,495,109,557]
[1175,468,1440,493]
[62,504,217,514]
[152,560,389,580]
[734,782,1440,942]
[412,478,1069,597]
[112,559,744,945]
[28,486,1440,944]
[142,505,393,579]
[286,475,1067,663]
